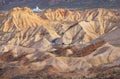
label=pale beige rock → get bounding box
[0,7,120,75]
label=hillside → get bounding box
[0,7,120,79]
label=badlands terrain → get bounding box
[0,7,120,79]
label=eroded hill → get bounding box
[0,7,120,79]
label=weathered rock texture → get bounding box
[0,7,120,79]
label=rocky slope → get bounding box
[0,7,120,79]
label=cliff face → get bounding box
[0,7,120,79]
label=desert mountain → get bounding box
[0,7,61,39]
[0,7,120,46]
[0,7,120,50]
[0,7,120,79]
[1,7,48,31]
[0,0,120,10]
[44,8,120,43]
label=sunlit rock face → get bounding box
[0,7,120,53]
[1,7,49,32]
[0,7,120,79]
[1,7,119,43]
[44,8,119,43]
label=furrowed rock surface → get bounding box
[0,7,120,79]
